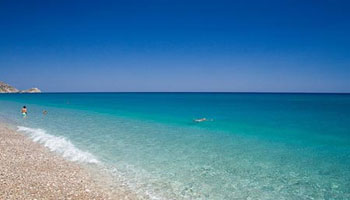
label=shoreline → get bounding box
[0,122,138,199]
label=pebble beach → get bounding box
[0,123,136,200]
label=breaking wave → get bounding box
[17,126,99,164]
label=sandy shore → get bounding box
[0,123,137,200]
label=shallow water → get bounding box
[0,93,349,199]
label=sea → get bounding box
[0,93,349,199]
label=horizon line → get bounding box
[3,91,350,94]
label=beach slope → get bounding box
[0,123,133,199]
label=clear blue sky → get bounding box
[0,0,349,92]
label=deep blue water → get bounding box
[0,93,349,199]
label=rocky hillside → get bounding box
[0,81,41,93]
[20,88,41,93]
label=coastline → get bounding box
[0,122,137,200]
[1,93,349,199]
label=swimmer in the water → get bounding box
[43,110,48,115]
[194,118,207,122]
[21,106,27,117]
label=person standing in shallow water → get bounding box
[21,106,27,117]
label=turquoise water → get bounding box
[0,93,349,199]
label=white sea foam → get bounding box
[17,126,99,164]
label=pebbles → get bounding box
[0,124,137,200]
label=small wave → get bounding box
[17,126,99,164]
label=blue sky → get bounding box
[0,0,349,92]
